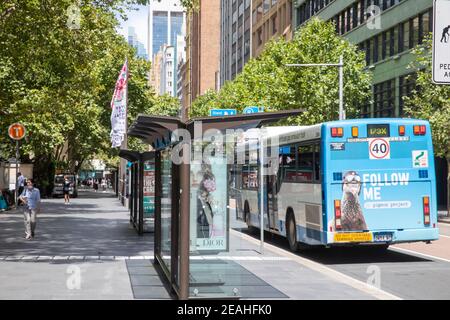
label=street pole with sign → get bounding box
[286,55,345,120]
[8,123,26,207]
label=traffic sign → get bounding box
[209,109,237,116]
[369,138,390,160]
[8,123,26,140]
[243,106,264,114]
[432,0,450,84]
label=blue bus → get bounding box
[234,118,439,251]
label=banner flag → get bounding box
[110,59,128,148]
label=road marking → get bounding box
[390,247,450,264]
[231,229,401,300]
[440,234,450,239]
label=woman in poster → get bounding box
[196,163,216,238]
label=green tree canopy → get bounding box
[189,18,372,125]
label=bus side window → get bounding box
[297,145,313,182]
[281,145,297,182]
[314,144,321,182]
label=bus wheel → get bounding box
[286,214,300,252]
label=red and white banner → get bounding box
[110,60,128,148]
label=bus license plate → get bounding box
[373,233,393,242]
[334,232,373,243]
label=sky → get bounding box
[116,4,148,50]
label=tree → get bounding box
[403,36,450,215]
[0,0,157,194]
[189,18,372,125]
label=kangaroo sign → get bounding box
[8,123,26,140]
[433,0,450,84]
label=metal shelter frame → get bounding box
[123,109,303,299]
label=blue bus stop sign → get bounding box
[209,109,237,116]
[243,106,264,114]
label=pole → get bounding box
[339,55,344,120]
[259,136,264,254]
[15,140,19,207]
[286,56,345,120]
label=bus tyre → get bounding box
[286,214,300,252]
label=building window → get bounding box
[264,0,270,14]
[272,13,278,35]
[257,28,263,46]
[399,73,417,116]
[373,79,395,118]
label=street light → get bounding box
[286,55,345,120]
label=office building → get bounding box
[128,27,148,60]
[252,0,293,58]
[220,0,252,86]
[148,0,184,62]
[182,0,221,118]
[160,45,175,96]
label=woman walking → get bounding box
[63,176,71,205]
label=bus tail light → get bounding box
[423,196,430,225]
[334,200,342,230]
[398,125,405,136]
[351,126,358,137]
[414,125,426,135]
[331,127,343,137]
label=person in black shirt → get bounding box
[63,176,71,205]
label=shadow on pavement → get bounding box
[235,228,431,265]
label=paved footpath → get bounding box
[0,189,154,300]
[0,189,397,300]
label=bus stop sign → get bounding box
[432,0,450,84]
[8,123,26,140]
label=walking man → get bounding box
[19,179,41,240]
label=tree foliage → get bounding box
[189,18,372,125]
[403,36,450,160]
[0,0,177,193]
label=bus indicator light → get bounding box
[398,125,405,136]
[334,200,342,230]
[420,125,426,135]
[414,125,426,136]
[423,196,430,225]
[331,127,343,137]
[351,127,358,137]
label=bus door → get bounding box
[266,158,279,231]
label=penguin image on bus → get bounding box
[341,171,368,231]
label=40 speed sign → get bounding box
[369,138,390,160]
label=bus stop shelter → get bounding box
[118,150,155,235]
[123,110,302,299]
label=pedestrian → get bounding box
[19,179,41,240]
[93,179,98,192]
[101,178,107,192]
[63,175,71,205]
[17,172,25,198]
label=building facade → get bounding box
[150,50,163,94]
[128,27,148,60]
[160,45,175,96]
[181,0,221,119]
[292,0,432,119]
[252,0,293,58]
[220,0,252,86]
[148,0,184,62]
